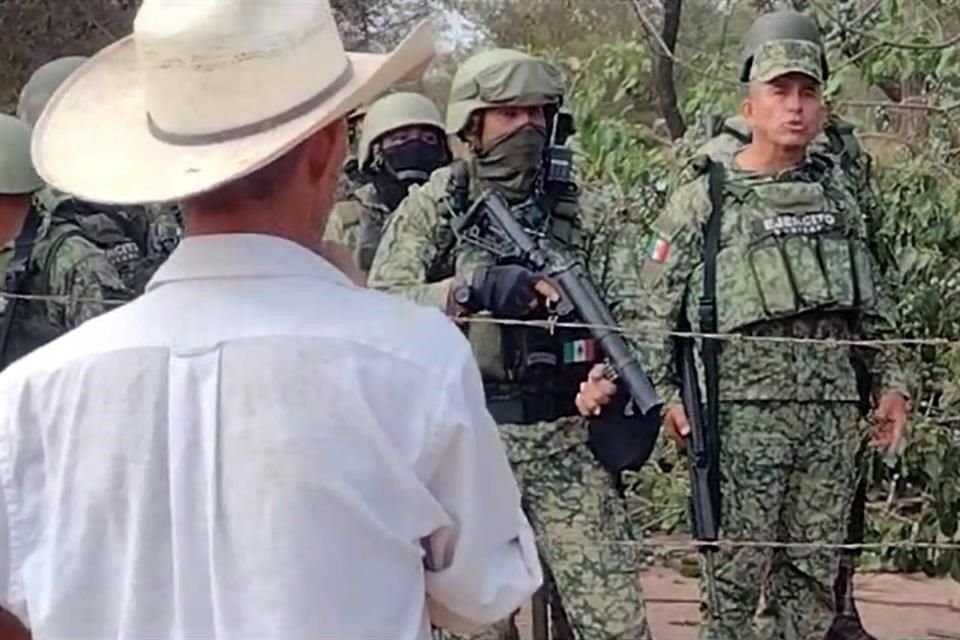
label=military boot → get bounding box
[826,559,877,640]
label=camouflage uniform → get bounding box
[18,56,183,296]
[334,106,369,202]
[690,114,884,640]
[34,189,179,295]
[636,30,907,640]
[326,183,390,255]
[369,50,651,640]
[682,21,888,640]
[690,113,887,265]
[0,115,129,369]
[327,92,450,274]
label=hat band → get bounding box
[146,60,354,146]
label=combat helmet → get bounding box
[739,11,828,83]
[357,92,445,171]
[0,114,44,195]
[445,48,565,139]
[17,56,88,128]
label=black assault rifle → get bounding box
[449,178,663,471]
[673,157,726,613]
[674,326,721,612]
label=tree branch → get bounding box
[631,0,686,139]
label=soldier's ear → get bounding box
[741,97,754,128]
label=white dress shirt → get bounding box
[0,233,541,639]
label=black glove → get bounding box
[462,265,541,318]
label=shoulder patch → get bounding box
[640,174,713,282]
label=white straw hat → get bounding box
[32,0,436,205]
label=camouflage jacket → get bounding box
[37,188,182,294]
[0,204,129,367]
[685,113,890,272]
[325,183,392,273]
[368,159,586,308]
[638,153,908,405]
[368,159,610,458]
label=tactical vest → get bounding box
[329,185,392,273]
[446,165,596,425]
[50,199,156,294]
[697,155,875,334]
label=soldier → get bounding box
[334,105,370,202]
[326,92,451,274]
[638,11,909,640]
[684,21,888,640]
[369,49,654,640]
[0,113,128,368]
[18,56,183,293]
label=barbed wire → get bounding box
[6,287,960,349]
[542,537,960,553]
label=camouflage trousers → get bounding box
[437,418,650,640]
[699,402,865,640]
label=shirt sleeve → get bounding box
[367,173,458,311]
[0,381,27,630]
[420,341,542,633]
[634,178,710,397]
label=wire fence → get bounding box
[3,288,960,562]
[4,288,960,349]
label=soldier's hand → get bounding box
[575,364,617,417]
[663,403,691,447]
[466,265,559,318]
[870,389,910,454]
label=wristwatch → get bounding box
[453,282,473,308]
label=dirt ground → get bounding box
[517,567,960,640]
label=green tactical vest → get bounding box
[445,161,593,423]
[690,154,875,335]
[49,198,158,294]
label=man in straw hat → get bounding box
[0,2,542,638]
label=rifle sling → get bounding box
[699,159,725,525]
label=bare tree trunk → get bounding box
[654,0,686,139]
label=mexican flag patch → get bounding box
[646,232,671,263]
[564,339,596,364]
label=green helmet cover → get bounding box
[739,11,828,83]
[0,114,43,195]
[357,92,445,170]
[445,48,565,137]
[17,56,88,128]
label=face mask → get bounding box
[476,123,547,203]
[371,140,449,210]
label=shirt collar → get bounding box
[146,233,353,292]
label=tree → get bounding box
[0,0,434,112]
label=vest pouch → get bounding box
[502,325,562,423]
[849,240,877,309]
[748,239,798,317]
[499,324,598,424]
[782,234,834,308]
[467,316,508,382]
[818,235,858,307]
